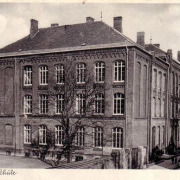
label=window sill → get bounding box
[24,142,31,145]
[55,144,63,147]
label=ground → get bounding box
[146,159,179,170]
[0,155,50,169]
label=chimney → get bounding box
[51,23,59,27]
[86,17,95,23]
[153,44,160,48]
[113,16,122,33]
[30,19,38,39]
[137,32,145,47]
[167,49,173,60]
[177,51,180,62]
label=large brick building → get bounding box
[0,16,179,161]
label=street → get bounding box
[0,154,50,168]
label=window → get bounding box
[39,66,48,85]
[162,126,165,144]
[76,63,86,83]
[24,125,31,144]
[95,93,105,114]
[158,126,160,146]
[55,64,64,84]
[39,95,48,114]
[24,66,32,85]
[114,61,125,82]
[24,95,32,114]
[75,127,84,146]
[152,126,156,149]
[76,94,85,114]
[112,127,123,148]
[113,93,124,115]
[56,94,64,114]
[55,126,64,145]
[39,125,47,145]
[95,62,105,83]
[153,69,157,91]
[93,127,103,148]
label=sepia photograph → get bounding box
[0,2,180,174]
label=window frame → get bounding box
[76,93,86,115]
[24,95,32,114]
[55,125,64,146]
[94,93,105,115]
[75,127,84,146]
[93,127,103,148]
[24,124,32,144]
[39,94,48,114]
[113,93,125,115]
[39,65,48,85]
[55,64,65,84]
[56,94,65,114]
[39,125,47,145]
[114,60,125,83]
[112,127,123,149]
[76,63,86,84]
[24,66,32,86]
[95,62,105,83]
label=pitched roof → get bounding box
[145,44,166,57]
[0,21,135,53]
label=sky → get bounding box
[0,3,180,59]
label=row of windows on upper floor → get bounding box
[23,61,125,86]
[24,93,125,115]
[24,125,123,149]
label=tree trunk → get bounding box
[67,148,72,163]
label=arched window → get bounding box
[24,95,32,114]
[24,66,32,85]
[75,127,84,146]
[93,127,103,148]
[112,127,123,148]
[113,93,124,115]
[55,126,64,145]
[95,93,105,114]
[95,62,105,83]
[39,125,47,145]
[56,94,65,114]
[76,94,85,114]
[39,65,48,85]
[76,63,86,83]
[153,69,157,91]
[39,94,48,114]
[114,60,125,82]
[24,125,32,144]
[55,64,64,84]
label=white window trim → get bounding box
[55,64,65,85]
[39,125,47,145]
[24,66,32,86]
[24,95,32,115]
[113,61,125,83]
[95,62,105,83]
[39,66,48,85]
[24,125,31,144]
[76,63,86,84]
[112,128,123,148]
[113,93,124,115]
[55,126,64,146]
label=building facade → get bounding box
[0,16,179,161]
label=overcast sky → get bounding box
[0,3,180,59]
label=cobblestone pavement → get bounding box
[146,159,179,170]
[0,154,50,168]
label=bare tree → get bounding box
[39,59,109,163]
